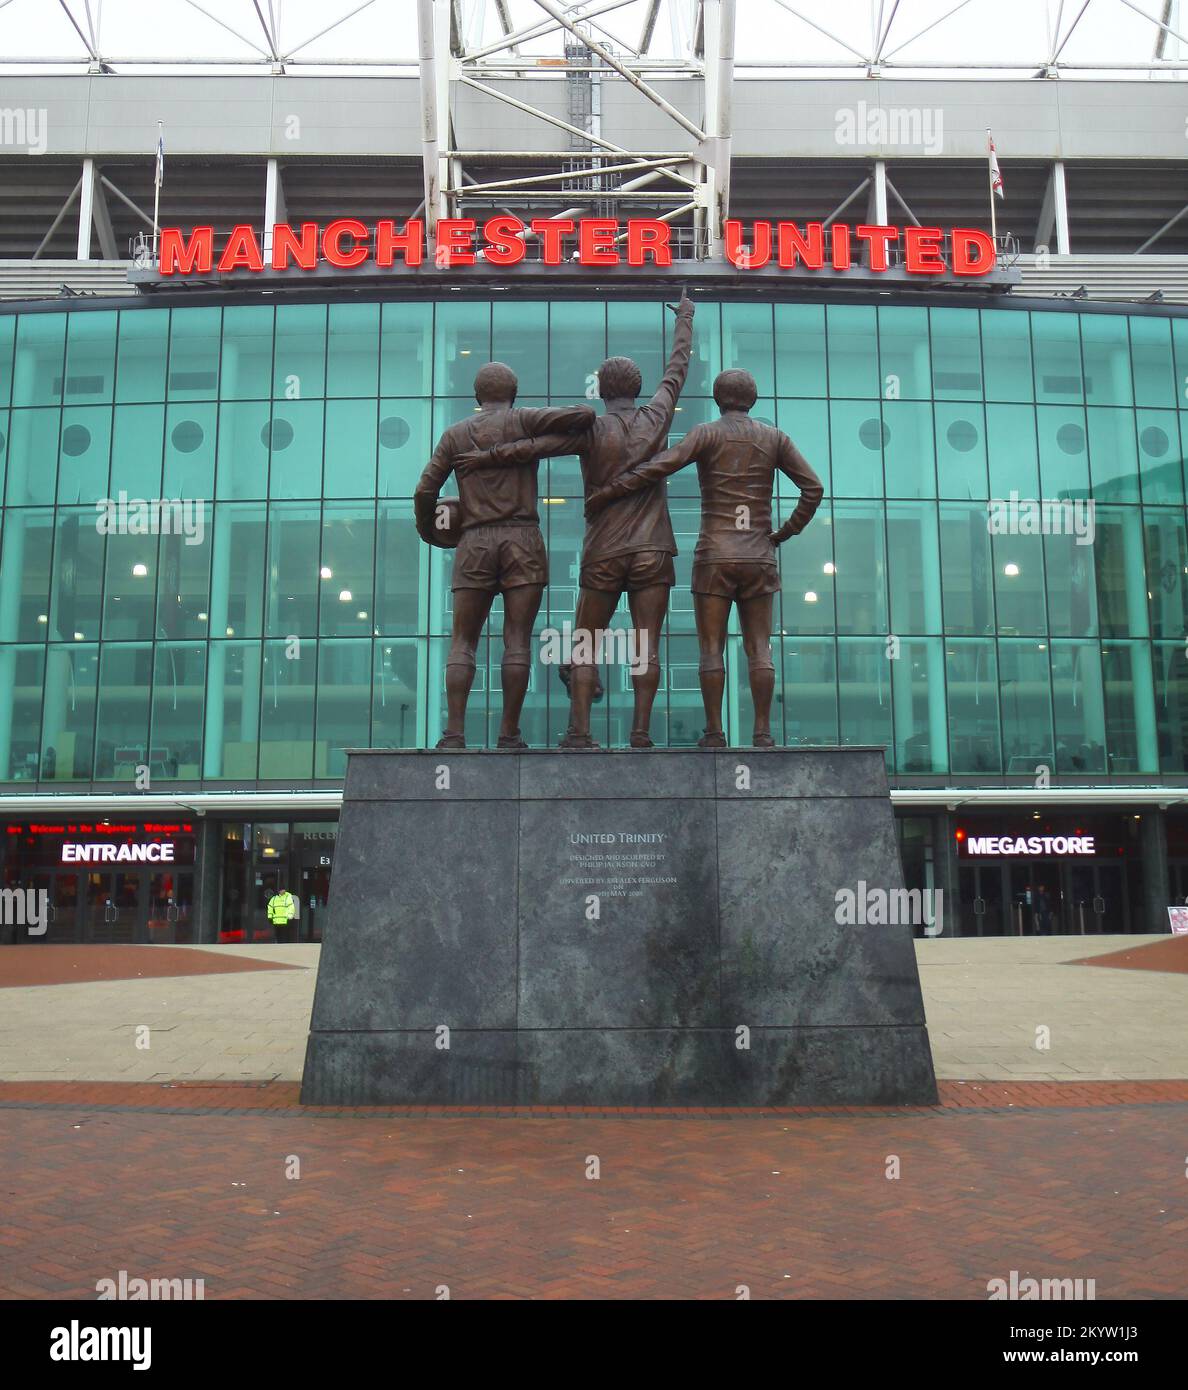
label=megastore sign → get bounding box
[156,216,998,279]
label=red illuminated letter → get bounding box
[952,228,996,276]
[626,219,672,266]
[531,219,575,265]
[375,219,424,268]
[481,215,526,267]
[322,218,369,268]
[217,225,264,273]
[777,222,824,270]
[830,224,852,270]
[724,220,771,269]
[159,226,213,275]
[905,226,945,274]
[434,219,476,267]
[856,224,899,272]
[579,218,620,266]
[272,222,318,271]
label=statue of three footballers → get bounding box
[413,296,824,750]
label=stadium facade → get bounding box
[2,0,1188,944]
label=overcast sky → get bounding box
[0,0,1180,72]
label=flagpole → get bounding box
[152,121,162,262]
[987,128,997,248]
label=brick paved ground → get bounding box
[1,1081,1185,1300]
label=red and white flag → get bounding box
[988,132,1005,199]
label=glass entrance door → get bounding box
[82,871,143,943]
[146,870,194,944]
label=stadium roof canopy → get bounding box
[0,0,1185,79]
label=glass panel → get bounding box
[883,400,935,497]
[1144,510,1188,640]
[777,397,830,500]
[57,405,112,504]
[1136,408,1183,505]
[986,403,1039,498]
[203,640,260,778]
[549,301,603,399]
[992,528,1046,636]
[878,305,930,399]
[774,303,826,398]
[319,502,375,637]
[946,639,1001,773]
[929,308,982,400]
[1101,641,1158,775]
[115,308,169,403]
[314,639,371,776]
[837,638,893,752]
[372,638,423,747]
[436,301,491,397]
[102,526,159,640]
[63,310,116,405]
[1093,506,1149,638]
[829,400,883,497]
[216,400,270,499]
[998,639,1054,772]
[780,637,837,745]
[1080,314,1132,406]
[1087,406,1139,502]
[1036,405,1090,498]
[493,300,549,396]
[375,500,422,634]
[110,403,164,498]
[49,509,104,642]
[1050,640,1106,773]
[777,496,834,635]
[887,500,941,634]
[721,303,774,397]
[833,502,886,635]
[1031,311,1083,403]
[0,314,15,407]
[210,502,265,639]
[167,307,221,400]
[935,401,987,500]
[220,305,273,400]
[892,636,947,773]
[1129,315,1176,408]
[0,509,54,640]
[939,503,994,636]
[324,398,377,498]
[377,398,430,498]
[981,310,1033,402]
[267,400,323,499]
[326,302,379,398]
[379,301,431,397]
[826,304,879,397]
[0,645,46,781]
[155,506,213,640]
[274,302,326,399]
[94,643,153,780]
[39,644,97,781]
[1153,642,1188,773]
[1043,528,1098,637]
[163,401,216,496]
[6,408,59,505]
[149,642,206,779]
[259,639,316,778]
[266,501,320,637]
[12,313,66,407]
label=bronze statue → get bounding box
[414,364,595,749]
[585,368,824,749]
[456,295,696,748]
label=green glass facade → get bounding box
[0,293,1186,785]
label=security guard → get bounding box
[266,886,297,941]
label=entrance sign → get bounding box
[964,834,1096,856]
[61,842,176,863]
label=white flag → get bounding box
[988,133,1004,199]
[155,129,164,191]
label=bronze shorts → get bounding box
[579,549,676,594]
[452,524,548,592]
[691,560,781,600]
